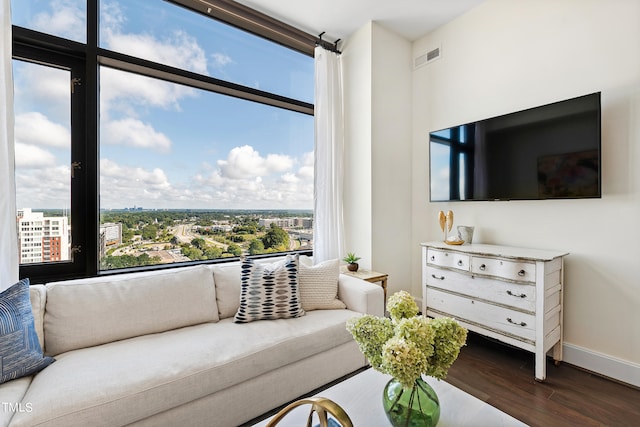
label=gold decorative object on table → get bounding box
[266,396,353,427]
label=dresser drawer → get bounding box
[426,288,535,342]
[426,249,470,271]
[426,266,536,312]
[471,256,535,283]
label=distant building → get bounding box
[17,208,70,264]
[99,222,122,257]
[259,217,313,229]
[259,218,291,228]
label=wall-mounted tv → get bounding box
[429,92,601,202]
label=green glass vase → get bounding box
[382,377,440,427]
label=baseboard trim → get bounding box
[563,342,640,388]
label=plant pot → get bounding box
[347,263,359,272]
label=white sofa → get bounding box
[0,259,383,427]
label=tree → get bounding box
[248,239,264,255]
[191,237,206,250]
[181,245,204,260]
[141,224,158,240]
[122,228,134,243]
[203,246,222,260]
[226,243,242,257]
[261,224,289,250]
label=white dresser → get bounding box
[421,242,568,381]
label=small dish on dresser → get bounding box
[445,239,465,245]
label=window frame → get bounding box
[13,0,315,283]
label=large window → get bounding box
[12,0,315,280]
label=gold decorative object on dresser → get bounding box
[421,242,568,381]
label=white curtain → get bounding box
[1,0,18,287]
[313,45,345,263]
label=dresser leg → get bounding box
[535,350,546,382]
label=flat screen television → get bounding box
[429,92,601,201]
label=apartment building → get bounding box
[17,208,70,264]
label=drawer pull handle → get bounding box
[479,264,486,271]
[518,270,526,277]
[431,274,445,280]
[507,318,527,327]
[507,290,527,298]
[457,260,463,266]
[430,256,435,261]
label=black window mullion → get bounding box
[13,46,88,283]
[82,0,100,277]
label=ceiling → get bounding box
[235,0,486,43]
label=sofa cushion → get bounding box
[234,255,305,323]
[0,376,32,426]
[44,265,218,356]
[10,310,361,427]
[0,279,54,385]
[298,256,346,311]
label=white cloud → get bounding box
[280,173,299,184]
[104,30,208,75]
[297,151,314,179]
[14,65,70,115]
[100,159,171,190]
[102,118,172,153]
[100,158,175,207]
[185,146,313,209]
[15,165,70,209]
[30,0,85,42]
[101,2,208,76]
[14,143,57,168]
[212,53,234,69]
[100,67,195,118]
[15,112,70,148]
[217,145,294,180]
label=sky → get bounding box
[12,0,315,211]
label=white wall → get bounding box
[342,23,413,295]
[411,0,640,385]
[342,23,374,268]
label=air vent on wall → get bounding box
[414,45,441,69]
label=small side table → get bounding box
[340,266,388,309]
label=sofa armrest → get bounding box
[338,274,384,317]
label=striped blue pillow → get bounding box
[234,255,305,323]
[0,279,55,384]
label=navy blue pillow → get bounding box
[0,279,54,384]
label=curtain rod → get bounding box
[317,32,342,54]
[170,0,341,56]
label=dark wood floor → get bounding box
[446,332,640,427]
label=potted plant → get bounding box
[343,252,361,272]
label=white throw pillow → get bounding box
[211,263,242,319]
[298,256,346,311]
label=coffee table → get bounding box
[252,368,528,426]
